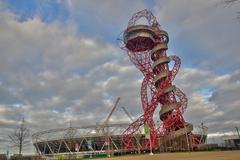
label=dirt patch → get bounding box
[98,151,240,160]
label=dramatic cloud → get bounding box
[0,9,116,151]
[154,0,240,72]
[176,68,240,131]
[67,0,148,25]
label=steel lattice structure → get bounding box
[32,123,132,156]
[120,9,202,150]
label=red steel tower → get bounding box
[120,10,201,151]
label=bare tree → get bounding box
[8,118,30,155]
[223,0,239,6]
[220,0,240,20]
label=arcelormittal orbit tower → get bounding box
[119,9,202,151]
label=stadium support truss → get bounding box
[32,123,134,157]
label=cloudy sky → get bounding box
[0,0,240,154]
